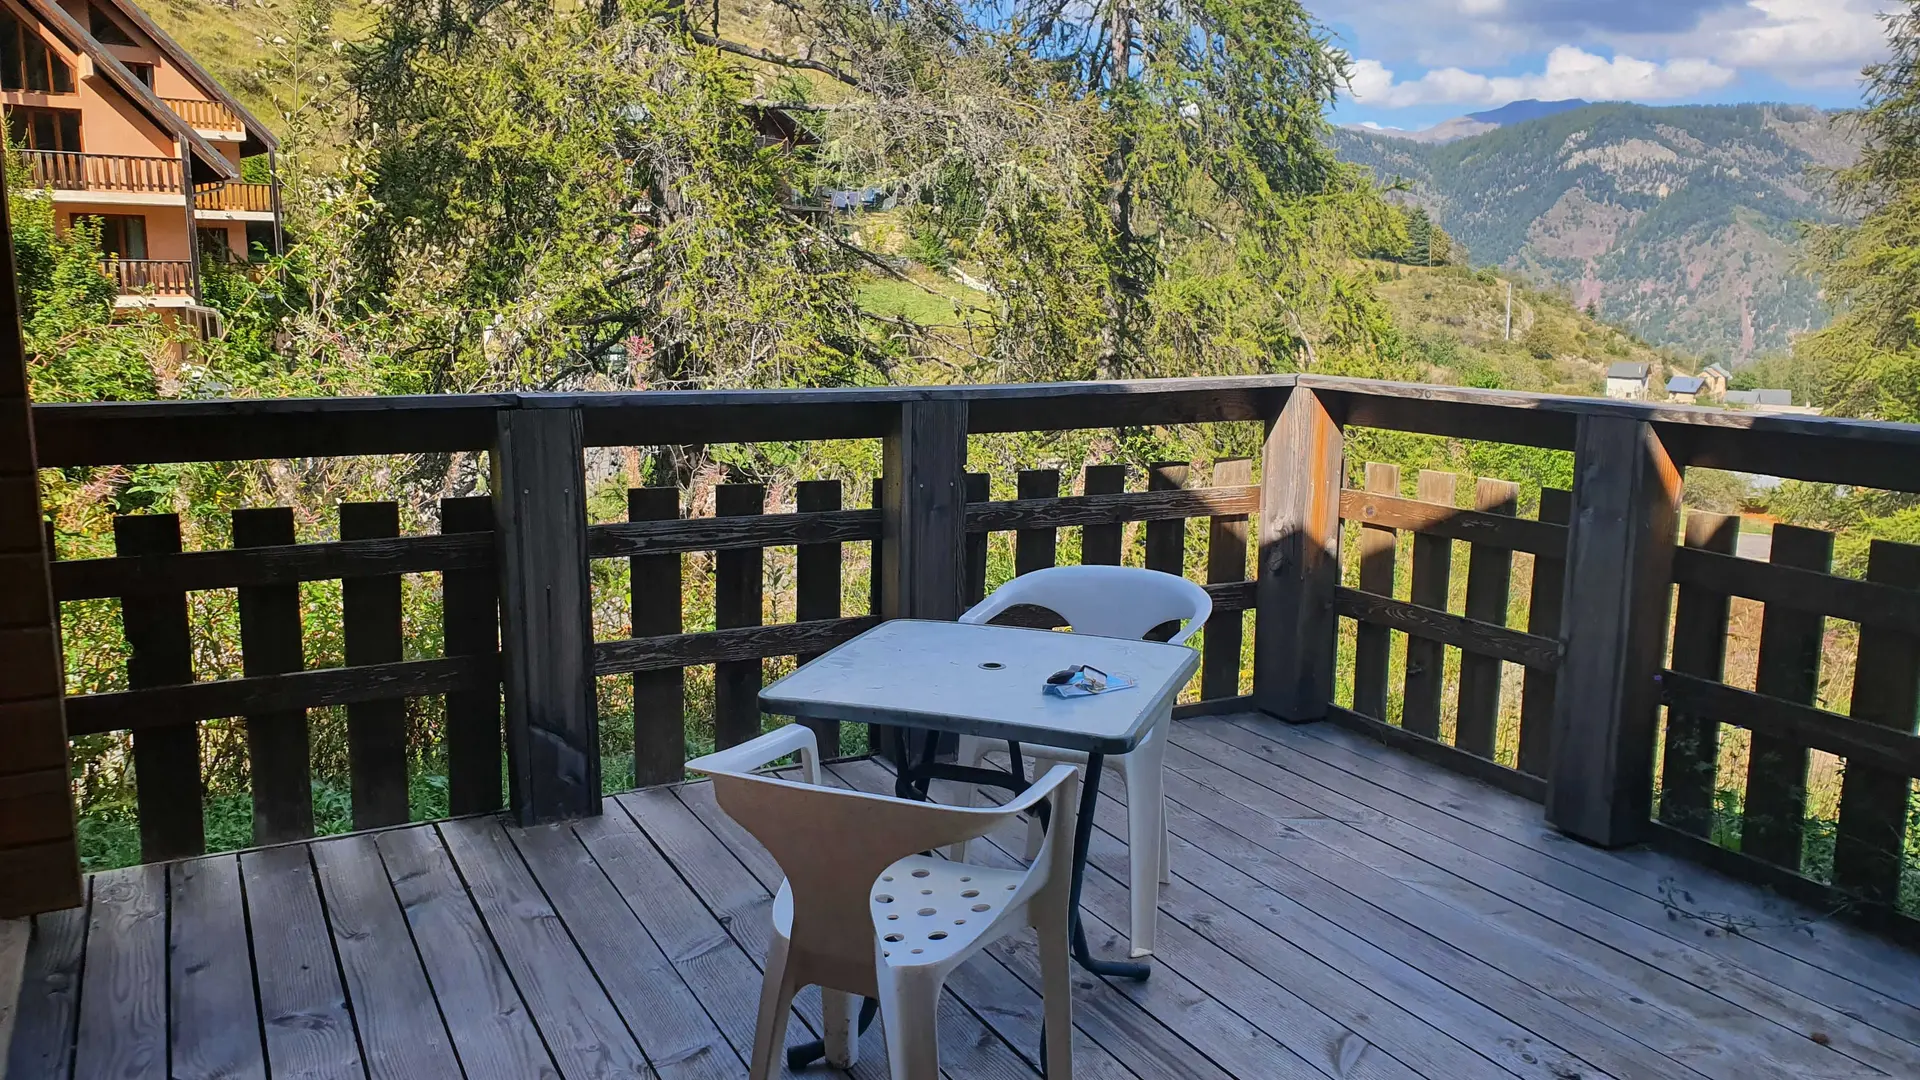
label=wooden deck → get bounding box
[10,713,1920,1080]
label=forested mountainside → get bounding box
[1335,103,1863,363]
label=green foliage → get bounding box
[1798,2,1920,424]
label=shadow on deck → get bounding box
[10,713,1920,1080]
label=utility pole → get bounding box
[1504,281,1513,342]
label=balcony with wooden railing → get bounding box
[161,96,245,133]
[98,257,194,295]
[192,179,275,214]
[22,149,182,195]
[9,378,1920,1079]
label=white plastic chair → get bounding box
[947,564,1210,959]
[687,724,1080,1080]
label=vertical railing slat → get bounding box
[1832,540,1920,902]
[440,495,501,815]
[1400,470,1457,739]
[1080,464,1126,567]
[1351,462,1400,720]
[1655,511,1738,836]
[962,472,990,608]
[341,501,409,829]
[1741,524,1834,869]
[1015,468,1060,578]
[1455,477,1518,758]
[1202,458,1253,701]
[1145,461,1189,641]
[629,487,685,786]
[233,507,314,845]
[114,514,204,861]
[1516,487,1571,778]
[795,479,843,757]
[713,483,766,751]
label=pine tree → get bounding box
[1405,208,1434,266]
[1800,1,1920,422]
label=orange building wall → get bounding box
[57,200,191,259]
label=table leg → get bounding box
[1066,753,1150,980]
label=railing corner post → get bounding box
[1254,386,1344,723]
[1546,414,1681,847]
[492,405,600,824]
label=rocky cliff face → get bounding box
[1336,103,1861,363]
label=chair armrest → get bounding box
[958,590,1020,626]
[686,724,822,785]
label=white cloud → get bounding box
[1346,46,1736,109]
[1677,0,1892,84]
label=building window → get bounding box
[0,11,76,93]
[78,214,148,260]
[88,6,137,46]
[125,62,154,88]
[5,106,82,151]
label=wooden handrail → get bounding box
[32,376,1920,922]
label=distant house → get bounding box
[1605,362,1650,400]
[1700,363,1730,397]
[1666,375,1705,404]
[1723,388,1820,415]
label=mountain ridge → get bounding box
[1336,101,1860,363]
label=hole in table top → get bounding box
[928,931,948,941]
[911,948,924,955]
[918,907,937,916]
[961,889,979,898]
[971,904,990,912]
[911,869,930,878]
[875,894,893,903]
[979,662,1005,670]
[885,933,903,942]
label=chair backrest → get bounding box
[688,725,1078,995]
[960,564,1212,645]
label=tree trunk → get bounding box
[1096,1,1137,381]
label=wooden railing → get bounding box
[28,377,1920,931]
[162,96,244,132]
[193,181,274,213]
[99,258,194,295]
[23,150,182,194]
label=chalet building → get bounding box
[1700,362,1730,398]
[1,0,279,327]
[1604,361,1649,400]
[1665,374,1705,404]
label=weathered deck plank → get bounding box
[16,712,1920,1080]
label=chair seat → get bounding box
[772,855,1028,969]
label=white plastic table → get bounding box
[762,618,1200,981]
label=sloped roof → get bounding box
[1702,363,1731,378]
[1666,376,1705,394]
[14,0,237,180]
[1607,362,1649,381]
[94,0,278,154]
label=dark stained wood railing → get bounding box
[23,150,182,194]
[26,377,1920,932]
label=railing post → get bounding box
[492,405,600,824]
[1546,414,1682,847]
[878,398,968,761]
[1254,386,1344,722]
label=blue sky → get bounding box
[1320,0,1897,131]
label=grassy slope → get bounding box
[1371,261,1694,395]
